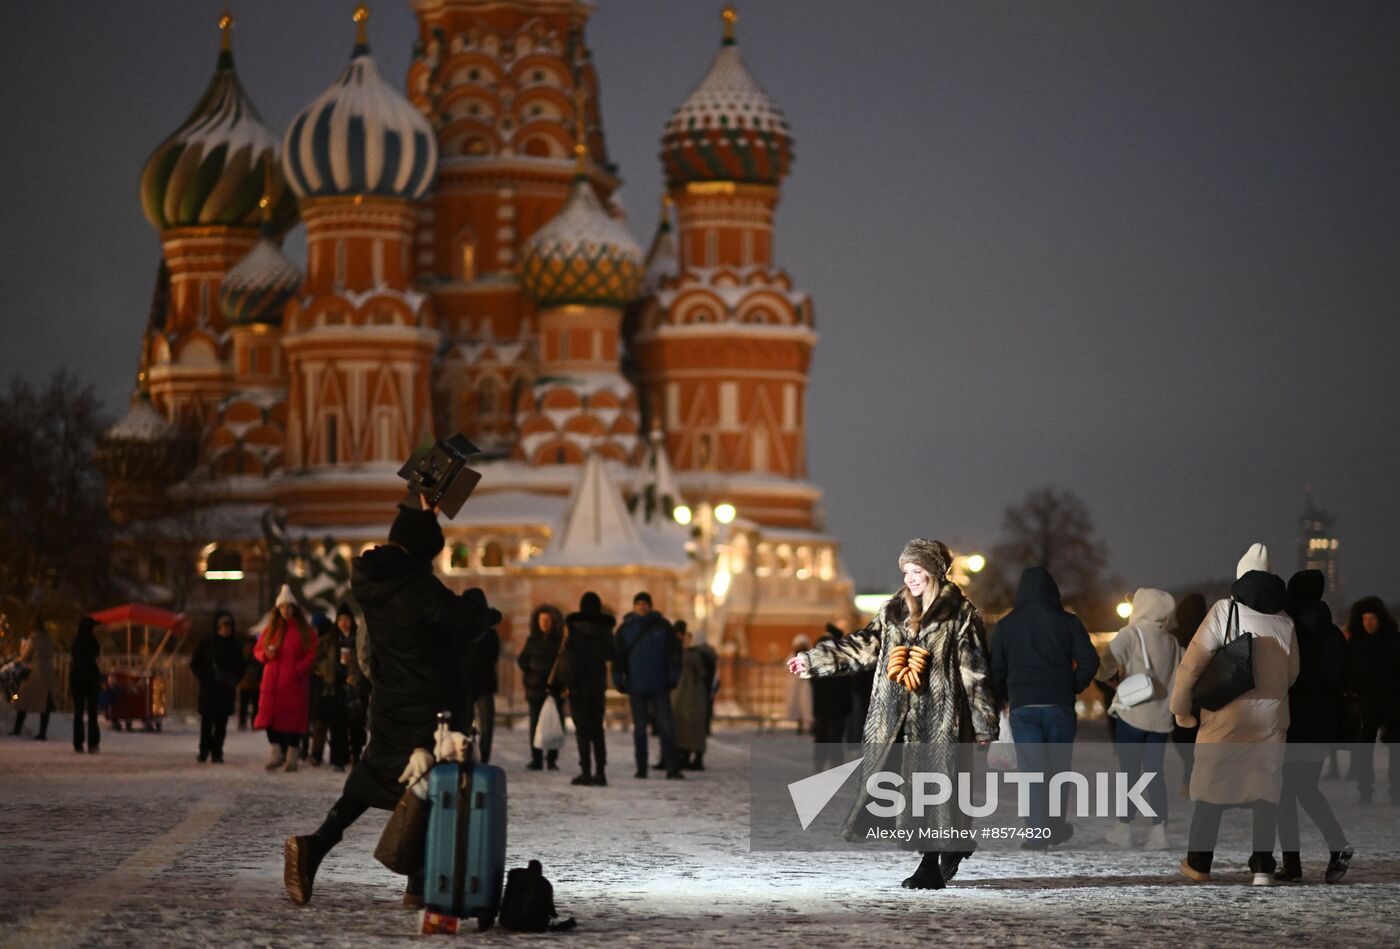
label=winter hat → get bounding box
[898,538,951,581]
[274,584,296,608]
[1236,542,1270,579]
[633,591,653,606]
[212,610,235,632]
[389,506,445,560]
[336,601,354,620]
[579,591,603,615]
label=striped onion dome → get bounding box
[661,9,792,188]
[519,176,644,308]
[140,16,297,232]
[282,9,437,201]
[219,229,302,325]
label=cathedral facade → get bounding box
[100,1,853,712]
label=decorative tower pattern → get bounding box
[277,6,440,525]
[634,7,818,528]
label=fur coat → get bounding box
[801,581,999,845]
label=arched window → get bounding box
[481,541,505,569]
[450,544,471,570]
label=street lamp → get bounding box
[964,553,986,574]
[1116,600,1133,620]
[674,499,737,642]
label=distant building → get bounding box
[1298,492,1342,605]
[96,3,853,715]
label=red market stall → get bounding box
[89,603,191,732]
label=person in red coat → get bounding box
[255,584,317,772]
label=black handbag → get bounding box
[1190,599,1255,711]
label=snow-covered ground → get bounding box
[1,717,1398,948]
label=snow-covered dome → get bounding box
[140,14,297,232]
[96,395,196,484]
[282,7,437,201]
[661,8,792,188]
[220,233,302,325]
[519,175,644,308]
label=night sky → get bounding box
[2,1,1397,603]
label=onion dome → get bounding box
[661,6,792,188]
[219,232,302,325]
[140,13,296,232]
[283,6,438,201]
[96,394,197,486]
[520,173,644,308]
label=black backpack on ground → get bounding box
[499,860,576,932]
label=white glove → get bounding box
[434,725,470,764]
[398,748,434,794]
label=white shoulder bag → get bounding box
[1115,627,1155,708]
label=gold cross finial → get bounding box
[258,158,275,224]
[572,86,588,174]
[219,8,234,52]
[354,4,370,46]
[722,5,738,43]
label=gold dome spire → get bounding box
[722,5,738,45]
[353,3,370,47]
[219,8,233,52]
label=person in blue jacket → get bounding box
[990,567,1100,847]
[613,592,683,780]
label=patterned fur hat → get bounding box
[898,538,951,581]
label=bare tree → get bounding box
[0,371,115,643]
[984,485,1111,625]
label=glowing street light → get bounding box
[714,502,737,525]
[672,505,693,526]
[1116,600,1133,620]
[964,553,986,574]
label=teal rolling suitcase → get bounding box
[423,758,507,929]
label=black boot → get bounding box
[571,769,593,786]
[901,852,945,890]
[690,752,705,772]
[546,751,559,771]
[940,850,972,883]
[594,765,607,787]
[1274,851,1303,882]
[1325,846,1354,885]
[528,748,544,771]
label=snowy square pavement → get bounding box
[2,718,1398,948]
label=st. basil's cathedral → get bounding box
[97,1,853,712]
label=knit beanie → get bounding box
[389,506,445,561]
[1236,542,1270,579]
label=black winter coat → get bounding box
[466,628,500,699]
[810,628,852,721]
[517,610,568,699]
[990,568,1100,709]
[1350,631,1400,726]
[1285,600,1347,743]
[564,611,616,698]
[351,543,497,796]
[612,611,680,694]
[191,634,247,718]
[69,626,101,693]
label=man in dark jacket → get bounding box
[810,623,851,771]
[191,611,246,764]
[989,567,1099,846]
[613,591,683,780]
[1347,596,1400,805]
[565,591,616,786]
[69,616,102,754]
[284,498,500,906]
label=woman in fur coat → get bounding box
[788,539,999,891]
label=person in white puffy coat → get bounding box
[1097,588,1181,849]
[1169,543,1299,885]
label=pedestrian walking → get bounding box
[1275,570,1353,883]
[190,611,246,764]
[1171,543,1299,886]
[1097,588,1180,850]
[324,604,370,773]
[810,623,852,772]
[254,585,317,772]
[614,592,684,780]
[283,497,499,907]
[12,618,55,740]
[1170,593,1208,791]
[69,615,102,754]
[673,625,712,772]
[564,592,614,786]
[518,604,568,771]
[1346,596,1400,804]
[790,538,999,890]
[989,566,1100,847]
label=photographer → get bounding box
[283,493,500,907]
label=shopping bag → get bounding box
[986,711,1017,770]
[533,698,565,752]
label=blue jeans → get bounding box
[1113,718,1168,824]
[629,690,676,774]
[1010,704,1078,831]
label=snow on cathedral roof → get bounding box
[531,454,687,569]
